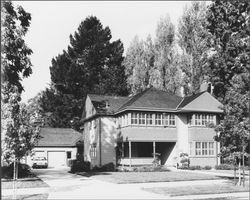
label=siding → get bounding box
[120,127,177,141]
[189,156,217,167]
[188,127,216,141]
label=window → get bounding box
[195,142,201,155]
[193,114,216,126]
[146,113,153,125]
[169,114,175,126]
[139,113,146,125]
[155,113,162,125]
[163,113,169,126]
[195,141,215,156]
[209,142,214,155]
[90,144,97,158]
[131,113,138,125]
[67,151,72,159]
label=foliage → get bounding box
[215,164,236,170]
[1,86,41,164]
[70,160,90,173]
[38,16,128,130]
[203,165,212,170]
[92,162,115,172]
[124,16,182,95]
[207,0,250,158]
[2,163,31,179]
[178,1,209,95]
[1,1,33,93]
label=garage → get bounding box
[48,151,66,168]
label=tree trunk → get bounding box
[242,154,245,187]
[12,158,17,200]
[238,158,241,186]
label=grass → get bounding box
[143,182,249,197]
[78,171,221,184]
[2,177,49,189]
[2,193,49,200]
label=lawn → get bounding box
[143,182,249,197]
[2,177,49,189]
[2,193,49,200]
[78,171,221,184]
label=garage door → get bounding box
[48,151,66,168]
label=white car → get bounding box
[32,157,48,168]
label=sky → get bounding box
[15,1,194,103]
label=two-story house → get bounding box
[82,87,223,168]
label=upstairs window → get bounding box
[146,113,153,125]
[155,113,162,125]
[169,114,176,126]
[131,113,138,125]
[193,114,215,126]
[139,113,146,125]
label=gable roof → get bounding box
[88,94,130,115]
[118,87,183,112]
[178,91,206,108]
[178,91,223,113]
[36,128,82,147]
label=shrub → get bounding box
[188,165,201,170]
[92,162,115,172]
[178,165,189,170]
[215,164,236,170]
[203,165,212,170]
[2,163,31,179]
[70,160,90,173]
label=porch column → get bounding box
[129,141,132,167]
[153,141,156,159]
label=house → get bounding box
[82,87,223,168]
[25,128,83,168]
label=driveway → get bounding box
[32,168,249,199]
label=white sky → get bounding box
[15,1,196,103]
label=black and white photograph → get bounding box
[1,0,249,199]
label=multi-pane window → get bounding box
[195,142,202,155]
[169,114,175,126]
[139,113,146,125]
[193,114,215,126]
[90,144,97,158]
[155,113,162,125]
[195,141,215,156]
[131,113,138,125]
[146,113,153,125]
[163,113,169,126]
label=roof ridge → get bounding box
[177,91,207,108]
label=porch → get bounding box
[117,141,176,166]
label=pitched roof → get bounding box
[118,88,183,112]
[88,94,130,115]
[35,128,82,147]
[177,91,206,108]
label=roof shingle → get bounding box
[36,128,82,147]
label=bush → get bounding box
[178,165,189,170]
[203,165,212,170]
[92,162,115,172]
[188,165,201,170]
[2,163,31,179]
[70,160,90,173]
[215,164,236,170]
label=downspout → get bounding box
[99,117,102,167]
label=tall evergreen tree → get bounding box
[40,16,128,130]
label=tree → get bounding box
[39,16,128,130]
[207,0,250,185]
[205,0,250,102]
[150,15,182,94]
[178,1,208,95]
[1,0,33,93]
[124,35,153,94]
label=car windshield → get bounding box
[34,157,46,161]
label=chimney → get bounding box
[200,81,209,93]
[105,100,110,109]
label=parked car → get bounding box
[32,157,48,168]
